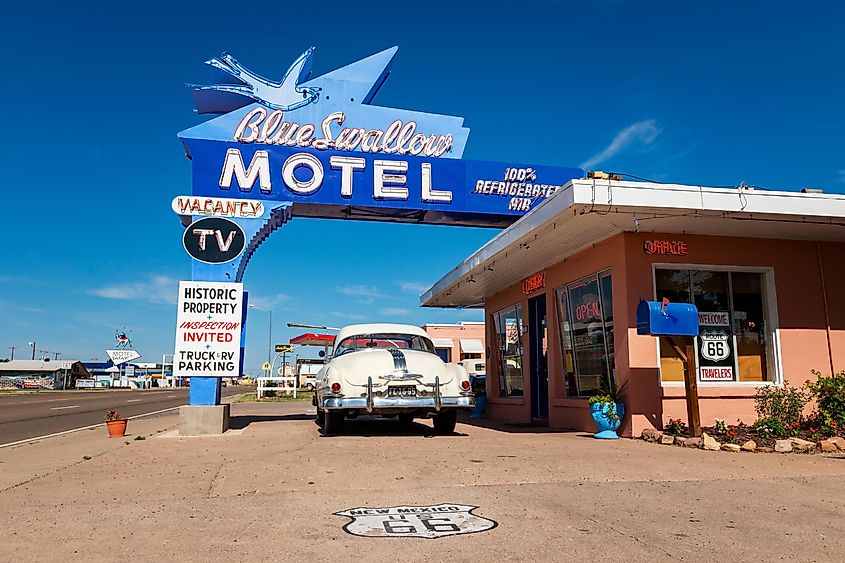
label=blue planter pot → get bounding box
[590,402,624,439]
[470,395,487,419]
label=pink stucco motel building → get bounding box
[422,179,845,437]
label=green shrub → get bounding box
[806,370,845,437]
[753,417,785,438]
[753,380,808,428]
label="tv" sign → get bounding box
[183,217,246,264]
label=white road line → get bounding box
[126,399,142,402]
[50,405,79,410]
[0,406,181,449]
[167,395,177,398]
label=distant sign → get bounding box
[125,364,136,378]
[262,362,272,371]
[182,217,246,264]
[174,281,244,378]
[172,196,265,218]
[107,349,141,365]
[75,379,95,389]
[275,344,294,353]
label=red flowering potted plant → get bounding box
[105,408,127,438]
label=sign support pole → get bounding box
[665,337,701,437]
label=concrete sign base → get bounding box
[179,404,230,436]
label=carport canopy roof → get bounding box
[289,333,335,347]
[422,179,845,308]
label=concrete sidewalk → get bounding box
[1,399,844,562]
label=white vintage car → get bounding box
[313,323,474,435]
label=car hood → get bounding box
[329,348,449,384]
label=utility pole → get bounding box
[28,342,35,360]
[39,350,49,361]
[53,352,61,360]
[8,346,15,360]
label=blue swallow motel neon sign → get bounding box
[179,46,582,232]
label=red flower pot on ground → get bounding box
[105,408,127,438]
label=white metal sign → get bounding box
[698,311,729,327]
[335,504,497,539]
[171,196,265,218]
[106,349,141,365]
[697,311,737,381]
[174,281,243,378]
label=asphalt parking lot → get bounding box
[1,399,844,562]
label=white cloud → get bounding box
[337,284,388,304]
[331,311,366,320]
[338,284,386,298]
[580,119,661,170]
[249,293,290,309]
[89,275,177,305]
[398,281,431,294]
[380,307,412,316]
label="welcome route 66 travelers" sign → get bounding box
[335,504,497,539]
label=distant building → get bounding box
[0,360,90,389]
[422,322,486,366]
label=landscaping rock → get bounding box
[721,443,741,453]
[757,446,774,453]
[675,436,686,446]
[819,439,839,453]
[660,434,675,445]
[788,438,816,453]
[641,429,662,443]
[774,439,793,453]
[702,432,721,451]
[740,440,757,452]
[683,437,702,448]
[830,436,845,451]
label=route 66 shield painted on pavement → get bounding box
[335,504,497,539]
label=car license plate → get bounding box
[388,385,416,398]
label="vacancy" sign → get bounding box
[174,281,243,378]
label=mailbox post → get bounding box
[636,300,702,437]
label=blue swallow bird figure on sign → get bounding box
[189,48,320,114]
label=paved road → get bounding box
[0,386,249,445]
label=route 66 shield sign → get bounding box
[335,504,497,539]
[700,330,730,362]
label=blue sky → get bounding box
[1,1,843,371]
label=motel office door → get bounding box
[528,295,549,420]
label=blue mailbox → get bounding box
[636,300,699,337]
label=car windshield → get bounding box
[333,333,436,357]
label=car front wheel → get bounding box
[432,411,457,434]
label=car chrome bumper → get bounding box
[321,396,474,411]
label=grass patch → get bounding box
[233,392,310,403]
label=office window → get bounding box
[555,271,614,397]
[656,268,771,383]
[492,304,525,397]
